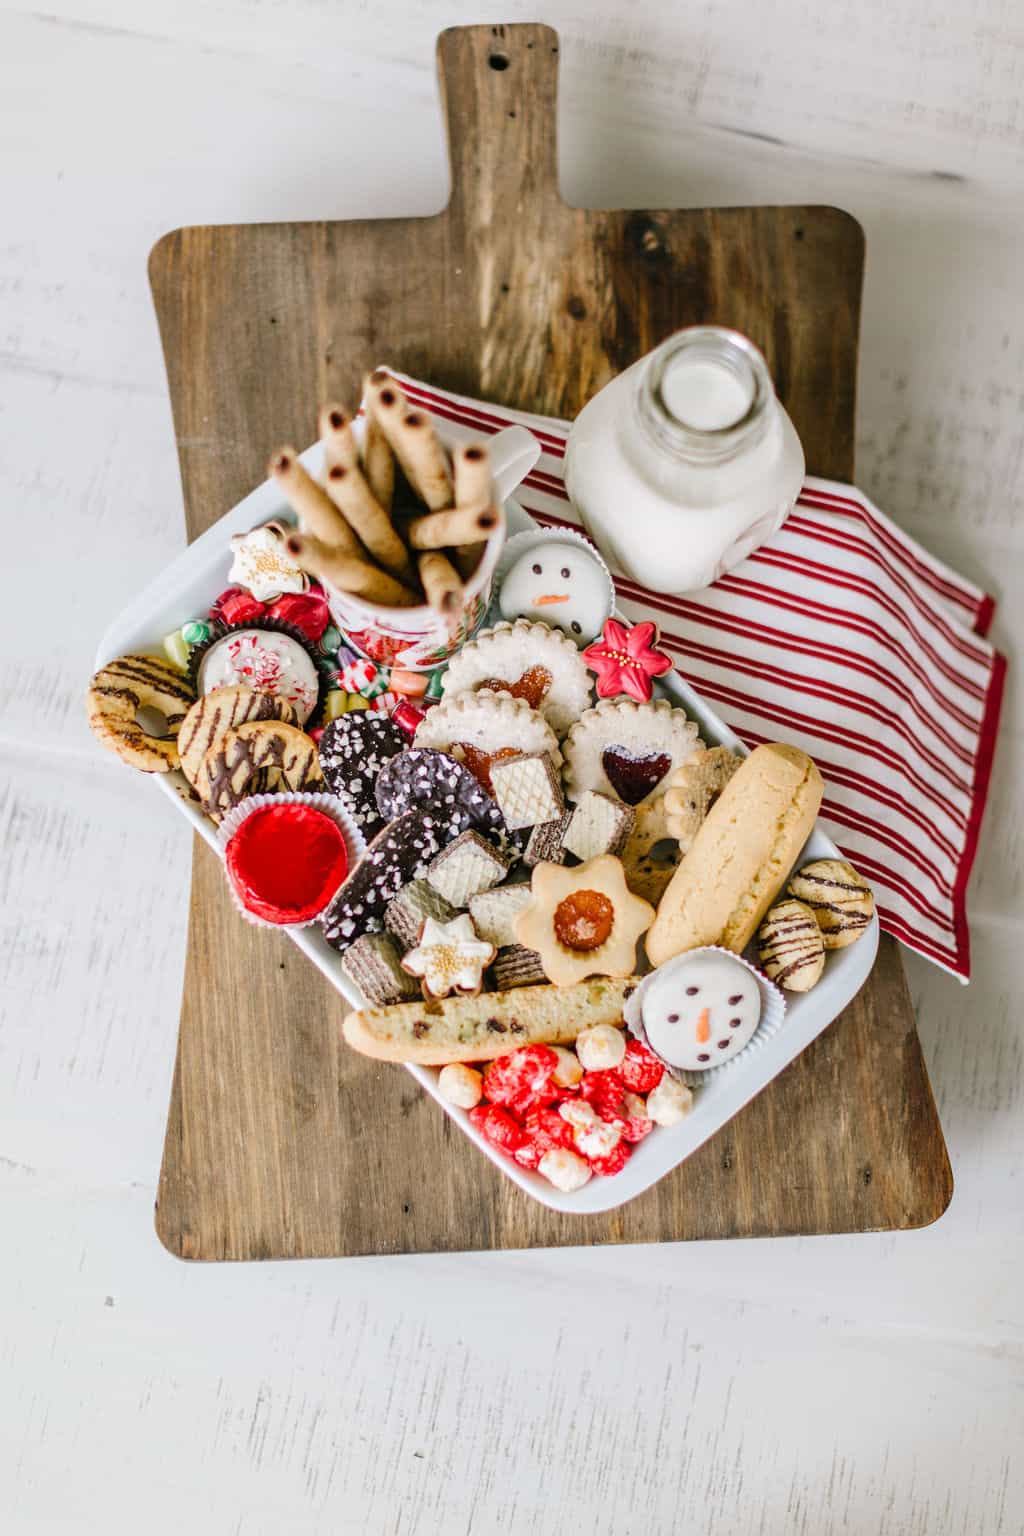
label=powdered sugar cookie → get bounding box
[413,690,561,795]
[440,620,592,736]
[562,698,702,811]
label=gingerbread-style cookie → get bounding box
[375,747,507,847]
[319,713,407,838]
[562,698,702,811]
[413,690,561,796]
[321,809,447,951]
[787,859,875,948]
[514,854,654,987]
[440,619,593,735]
[178,684,298,791]
[199,719,323,818]
[663,746,745,849]
[86,654,196,773]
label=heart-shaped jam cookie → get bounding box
[476,665,552,711]
[602,747,672,806]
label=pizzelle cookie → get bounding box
[663,746,745,849]
[177,684,298,791]
[413,690,561,795]
[199,718,324,818]
[86,654,196,773]
[440,619,592,736]
[757,898,826,991]
[787,859,875,948]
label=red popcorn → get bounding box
[268,586,331,642]
[589,1141,632,1178]
[211,587,267,626]
[512,1141,543,1170]
[483,1046,559,1114]
[619,1038,665,1094]
[468,1104,526,1156]
[522,1105,575,1156]
[579,1068,627,1122]
[619,1090,655,1144]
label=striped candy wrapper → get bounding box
[379,369,1006,982]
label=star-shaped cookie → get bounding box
[400,914,496,999]
[582,619,672,703]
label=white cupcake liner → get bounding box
[625,945,786,1087]
[490,526,615,647]
[216,791,367,930]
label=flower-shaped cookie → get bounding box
[401,914,496,999]
[582,619,672,703]
[514,854,654,987]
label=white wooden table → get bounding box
[2,1,1021,1530]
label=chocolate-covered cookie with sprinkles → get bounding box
[318,712,406,838]
[320,808,447,952]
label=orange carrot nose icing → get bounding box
[533,593,569,605]
[695,1007,711,1044]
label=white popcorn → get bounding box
[538,1148,592,1192]
[558,1099,621,1158]
[646,1075,694,1126]
[622,1090,651,1125]
[437,1063,484,1110]
[550,1046,584,1088]
[575,1024,626,1072]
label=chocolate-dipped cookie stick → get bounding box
[362,376,396,511]
[405,504,500,550]
[324,461,418,587]
[417,551,464,615]
[318,404,359,471]
[365,371,452,510]
[269,448,362,558]
[286,531,421,608]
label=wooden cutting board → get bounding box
[149,21,951,1260]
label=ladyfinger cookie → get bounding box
[646,742,823,967]
[342,975,640,1065]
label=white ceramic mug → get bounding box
[326,422,540,669]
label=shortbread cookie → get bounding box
[426,830,514,908]
[646,743,823,966]
[664,746,745,848]
[562,698,702,811]
[321,809,446,951]
[178,684,297,790]
[440,619,592,735]
[319,713,406,838]
[385,879,458,950]
[787,859,874,948]
[341,932,419,1006]
[86,654,195,773]
[515,854,655,987]
[413,690,561,795]
[376,747,507,846]
[468,884,535,949]
[757,899,826,991]
[490,752,565,831]
[199,719,323,818]
[342,975,638,1065]
[562,790,635,862]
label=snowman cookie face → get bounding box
[498,540,611,646]
[638,951,763,1071]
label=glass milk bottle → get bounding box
[564,327,805,594]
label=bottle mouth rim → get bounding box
[638,327,774,460]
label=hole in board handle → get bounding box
[489,51,510,71]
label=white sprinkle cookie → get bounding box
[413,690,561,793]
[562,698,703,811]
[440,619,593,736]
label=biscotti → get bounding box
[646,743,823,967]
[342,975,640,1065]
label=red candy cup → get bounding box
[225,804,348,925]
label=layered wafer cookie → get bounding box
[757,899,826,991]
[787,859,874,948]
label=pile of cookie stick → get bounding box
[269,371,501,615]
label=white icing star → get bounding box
[400,915,496,999]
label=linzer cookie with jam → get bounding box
[440,619,593,735]
[412,690,561,795]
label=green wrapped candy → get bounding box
[182,619,212,646]
[162,630,191,672]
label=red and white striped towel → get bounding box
[391,371,1006,982]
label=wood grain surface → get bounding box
[149,21,951,1261]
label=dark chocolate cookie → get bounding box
[321,808,447,951]
[375,747,510,846]
[318,713,406,838]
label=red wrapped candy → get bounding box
[211,587,267,627]
[268,585,331,643]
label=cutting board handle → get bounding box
[438,23,562,220]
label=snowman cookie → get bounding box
[413,690,561,795]
[625,949,782,1074]
[440,620,593,736]
[496,530,613,646]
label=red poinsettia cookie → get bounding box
[582,618,672,703]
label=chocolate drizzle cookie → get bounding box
[86,654,195,773]
[321,809,447,951]
[787,859,874,948]
[199,719,323,818]
[177,684,298,791]
[757,899,826,991]
[318,713,407,839]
